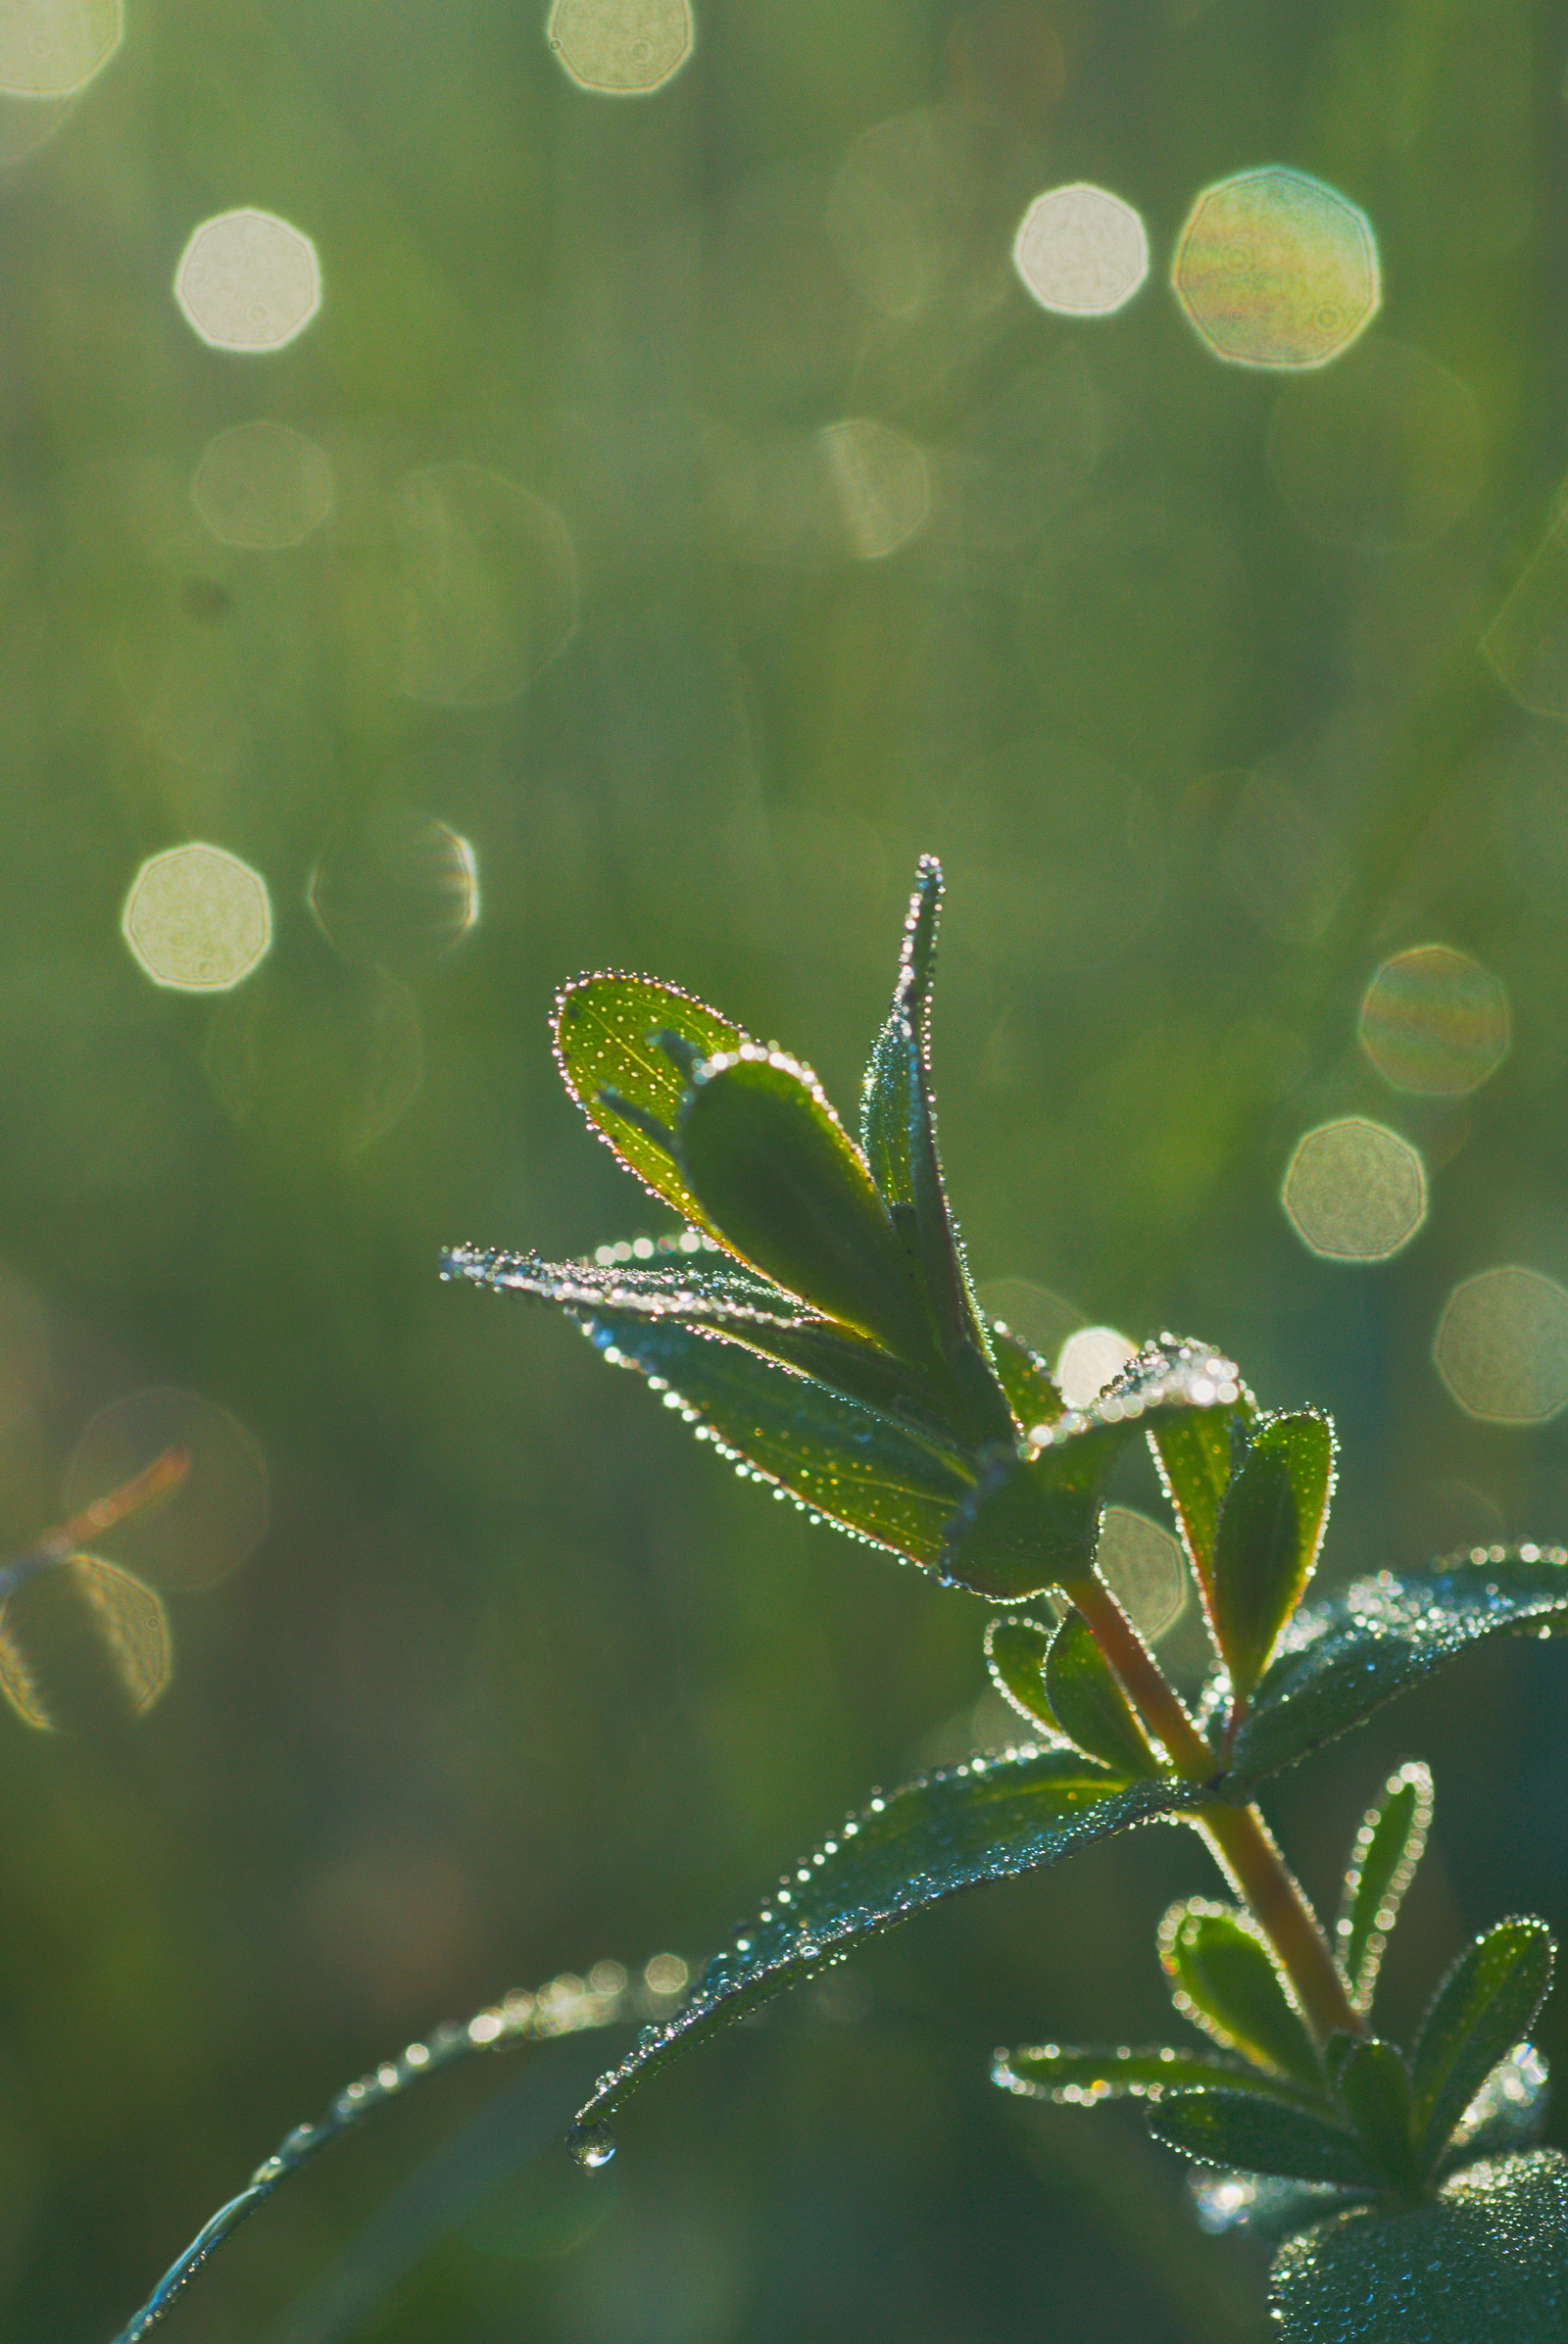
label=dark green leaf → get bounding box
[1211,1411,1335,1699]
[997,2042,1302,2103]
[1410,1919,1555,2173]
[1330,2036,1420,2194]
[1229,1549,1568,1781]
[572,1750,1196,2136]
[552,975,749,1236]
[986,1322,1065,1435]
[678,1049,931,1358]
[1148,1399,1251,1605]
[575,1311,974,1570]
[1160,1900,1322,2087]
[1337,1764,1433,2011]
[1045,1610,1162,1776]
[1149,2089,1378,2187]
[1270,2151,1568,2343]
[984,1615,1060,1734]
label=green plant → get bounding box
[437,858,1568,2340]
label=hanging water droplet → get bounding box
[568,2120,617,2171]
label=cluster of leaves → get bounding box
[446,861,1568,2339]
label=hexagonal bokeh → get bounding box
[174,210,321,352]
[547,0,693,94]
[1012,183,1149,317]
[0,0,121,97]
[191,420,335,550]
[1282,1117,1427,1261]
[122,843,271,992]
[1360,945,1510,1097]
[1435,1266,1568,1424]
[1172,167,1380,369]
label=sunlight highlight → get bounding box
[0,0,120,95]
[548,0,693,94]
[174,210,322,352]
[122,843,271,992]
[1172,168,1379,369]
[1012,183,1149,317]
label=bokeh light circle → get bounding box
[191,420,335,550]
[547,0,693,94]
[64,1387,270,1591]
[1097,1506,1188,1641]
[122,843,271,993]
[1435,1268,1568,1424]
[1012,183,1149,317]
[1359,945,1510,1097]
[1282,1117,1427,1261]
[1054,1326,1137,1409]
[818,418,930,560]
[308,810,480,977]
[174,210,322,352]
[0,0,121,95]
[1172,167,1380,369]
[0,1556,172,1733]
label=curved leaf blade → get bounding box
[572,1751,1197,2136]
[996,2042,1303,2104]
[1270,2150,1568,2343]
[441,1241,817,1331]
[986,1321,1064,1434]
[1149,2089,1379,2188]
[1159,1900,1322,2087]
[1149,1399,1251,1608]
[1337,1763,1434,2011]
[1330,2036,1420,2194]
[552,975,749,1236]
[1411,1919,1555,2173]
[1230,1549,1568,1781]
[1046,1610,1162,1776]
[985,1615,1062,1734]
[1211,1411,1336,1698]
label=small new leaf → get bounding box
[984,1616,1060,1735]
[1045,1610,1162,1777]
[1211,1411,1335,1701]
[1160,1900,1322,2088]
[1337,1763,1434,2011]
[1148,2089,1380,2188]
[1410,1918,1555,2174]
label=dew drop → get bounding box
[568,2121,617,2171]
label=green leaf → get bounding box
[1211,1411,1335,1699]
[1148,1398,1252,1603]
[1159,1900,1322,2087]
[996,2042,1305,2104]
[1045,1610,1162,1776]
[986,1322,1065,1435]
[677,1049,931,1359]
[1410,1919,1555,2173]
[1337,1764,1434,2011]
[574,1311,974,1567]
[1228,1549,1568,1781]
[571,1750,1196,2138]
[1270,2150,1568,2343]
[984,1615,1063,1735]
[1148,2089,1379,2188]
[552,975,749,1236]
[1329,2036,1420,2194]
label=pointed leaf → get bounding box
[986,1321,1065,1434]
[1410,1919,1555,2173]
[572,1750,1197,2137]
[985,1615,1061,1734]
[441,1241,818,1331]
[1149,2089,1379,2187]
[1211,1411,1335,1699]
[1148,1398,1252,1604]
[573,1310,973,1570]
[1230,1550,1568,1781]
[677,1049,930,1358]
[553,976,750,1237]
[1330,2036,1420,2194]
[1337,1764,1434,2010]
[997,2042,1305,2103]
[860,858,994,1378]
[1045,1610,1162,1776]
[1270,2151,1568,2343]
[1160,1899,1322,2087]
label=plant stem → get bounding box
[1065,1573,1361,2045]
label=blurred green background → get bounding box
[6,0,1568,2336]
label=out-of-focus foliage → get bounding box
[6,0,1568,2338]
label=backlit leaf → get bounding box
[1148,2089,1379,2187]
[996,2041,1298,2103]
[1045,1610,1161,1776]
[1148,1397,1252,1606]
[552,975,749,1236]
[1337,1763,1434,2011]
[1329,2036,1419,2193]
[984,1615,1061,1734]
[1211,1411,1335,1699]
[677,1048,931,1358]
[1159,1899,1321,2087]
[571,1749,1196,2139]
[1228,1551,1568,1781]
[986,1322,1064,1434]
[1410,1919,1555,2173]
[1270,2151,1568,2343]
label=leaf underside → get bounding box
[1270,2151,1568,2344]
[1147,2088,1381,2189]
[996,2042,1298,2103]
[573,1750,1197,2135]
